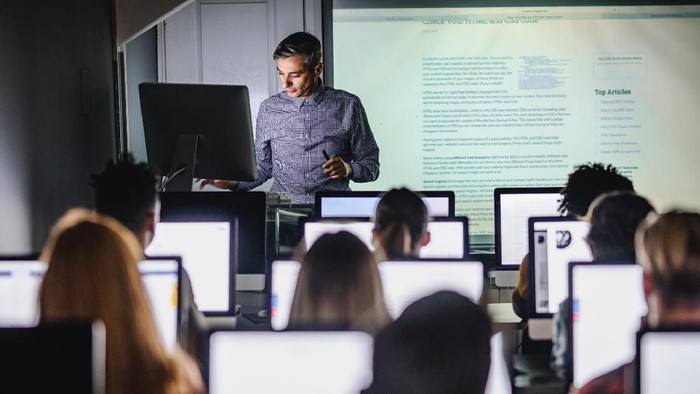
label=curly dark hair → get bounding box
[90,153,159,235]
[558,163,634,217]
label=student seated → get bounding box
[512,162,635,320]
[39,209,204,394]
[288,231,390,334]
[580,211,700,394]
[550,191,655,383]
[372,187,431,261]
[91,154,205,356]
[364,290,492,394]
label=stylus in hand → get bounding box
[322,150,331,161]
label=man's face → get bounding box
[276,55,322,98]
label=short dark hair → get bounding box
[585,191,655,262]
[558,163,634,217]
[273,32,323,70]
[90,154,159,235]
[366,291,492,394]
[374,188,429,259]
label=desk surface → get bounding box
[488,303,521,324]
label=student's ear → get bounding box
[142,212,157,248]
[420,231,431,247]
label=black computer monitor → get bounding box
[314,190,455,218]
[0,321,106,393]
[156,191,267,294]
[494,187,562,268]
[139,82,258,191]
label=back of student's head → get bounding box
[90,153,159,237]
[586,191,655,262]
[289,231,390,334]
[373,188,429,259]
[636,211,700,309]
[366,291,492,394]
[39,208,177,394]
[558,163,634,217]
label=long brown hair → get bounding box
[39,209,179,394]
[289,231,390,334]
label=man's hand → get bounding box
[197,179,239,190]
[323,157,352,179]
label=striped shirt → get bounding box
[238,84,380,203]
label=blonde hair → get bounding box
[39,209,181,394]
[636,211,700,307]
[289,231,390,334]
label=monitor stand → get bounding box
[236,274,265,291]
[161,134,199,192]
[494,268,519,288]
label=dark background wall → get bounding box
[0,0,116,253]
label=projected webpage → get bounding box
[531,220,591,314]
[0,261,47,327]
[571,264,646,389]
[146,222,230,313]
[331,4,700,240]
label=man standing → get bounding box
[200,32,380,203]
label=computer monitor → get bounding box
[157,191,267,292]
[569,262,647,389]
[146,220,235,315]
[0,321,106,393]
[494,187,562,268]
[270,260,302,331]
[0,258,47,327]
[139,82,257,191]
[269,258,483,330]
[378,259,484,319]
[637,330,700,394]
[315,190,455,218]
[528,217,592,318]
[302,217,469,259]
[138,257,183,354]
[207,330,373,393]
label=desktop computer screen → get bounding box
[638,330,700,394]
[303,218,468,258]
[0,260,47,327]
[528,217,591,317]
[146,221,233,314]
[208,331,373,393]
[315,191,455,218]
[570,263,647,389]
[378,259,484,319]
[495,187,562,267]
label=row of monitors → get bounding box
[3,321,699,393]
[270,259,484,331]
[152,187,561,314]
[0,323,510,394]
[0,257,184,354]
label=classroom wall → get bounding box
[0,0,116,253]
